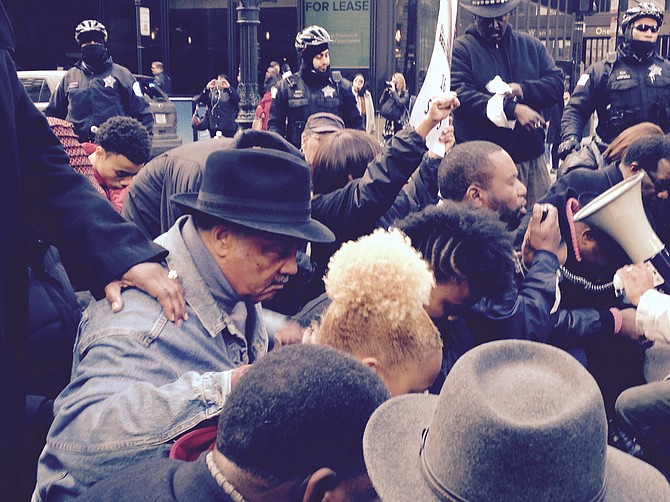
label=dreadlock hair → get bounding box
[622,134,670,174]
[438,140,504,202]
[396,201,514,301]
[216,344,389,484]
[94,115,151,165]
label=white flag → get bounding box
[409,0,459,157]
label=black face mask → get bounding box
[630,39,656,57]
[81,44,107,67]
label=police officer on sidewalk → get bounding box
[559,3,670,160]
[46,20,153,143]
[268,25,363,148]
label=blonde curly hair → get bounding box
[316,228,442,371]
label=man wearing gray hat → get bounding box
[33,145,335,501]
[364,339,670,501]
[451,0,563,207]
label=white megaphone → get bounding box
[573,171,670,294]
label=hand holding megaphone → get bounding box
[614,263,655,307]
[574,172,670,294]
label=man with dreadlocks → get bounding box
[396,202,518,390]
[268,25,364,148]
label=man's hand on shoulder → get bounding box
[557,135,581,160]
[104,262,187,326]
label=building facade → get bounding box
[5,1,670,103]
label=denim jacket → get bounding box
[33,216,268,501]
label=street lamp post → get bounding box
[572,13,585,90]
[135,0,143,74]
[236,0,262,130]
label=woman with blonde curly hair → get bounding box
[315,228,443,396]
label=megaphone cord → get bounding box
[559,266,614,293]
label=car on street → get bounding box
[18,70,182,157]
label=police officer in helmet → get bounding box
[559,2,670,160]
[268,25,364,148]
[46,20,153,144]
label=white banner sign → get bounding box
[409,0,458,156]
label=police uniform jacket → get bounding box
[267,67,364,147]
[561,45,670,144]
[46,57,153,143]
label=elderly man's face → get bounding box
[220,230,300,303]
[475,13,510,42]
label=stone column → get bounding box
[236,0,263,130]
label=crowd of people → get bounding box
[3,0,670,499]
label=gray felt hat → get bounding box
[363,340,670,501]
[644,342,670,383]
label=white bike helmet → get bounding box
[295,25,332,53]
[620,2,664,35]
[75,20,108,44]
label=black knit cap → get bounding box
[301,42,329,66]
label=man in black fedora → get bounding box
[33,147,335,501]
[363,339,670,501]
[451,0,563,208]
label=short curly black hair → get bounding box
[438,140,503,201]
[216,344,389,484]
[397,201,514,301]
[94,115,151,164]
[622,134,670,173]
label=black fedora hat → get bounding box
[363,340,670,501]
[171,148,335,243]
[461,0,522,18]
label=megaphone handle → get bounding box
[649,248,670,295]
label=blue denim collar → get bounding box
[156,216,229,338]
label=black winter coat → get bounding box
[45,59,153,143]
[451,24,563,162]
[197,86,240,134]
[304,128,427,304]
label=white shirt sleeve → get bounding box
[636,289,670,344]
